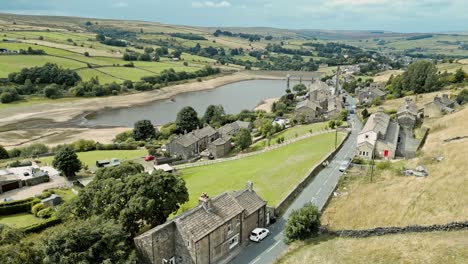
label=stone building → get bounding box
[294,100,322,123]
[166,125,221,160]
[355,86,386,105]
[396,98,420,159]
[207,137,232,159]
[356,108,400,160]
[134,182,267,264]
[218,121,252,138]
[295,80,343,122]
[423,94,456,118]
[397,98,419,130]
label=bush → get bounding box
[22,217,61,234]
[284,203,321,244]
[31,203,44,216]
[7,160,33,167]
[37,207,54,219]
[73,139,97,152]
[0,198,40,215]
[376,161,391,170]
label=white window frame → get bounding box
[228,234,239,249]
[227,223,233,235]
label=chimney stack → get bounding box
[199,192,212,211]
[246,181,253,192]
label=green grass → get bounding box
[0,213,45,228]
[48,188,76,203]
[179,132,344,210]
[251,122,330,150]
[76,68,123,83]
[0,96,81,110]
[39,149,148,169]
[0,55,86,77]
[0,42,75,56]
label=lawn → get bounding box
[0,212,45,228]
[276,231,468,264]
[76,68,123,83]
[251,122,331,150]
[0,55,86,77]
[39,149,148,169]
[179,132,344,210]
[48,188,76,203]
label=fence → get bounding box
[174,128,334,170]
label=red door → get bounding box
[384,150,389,157]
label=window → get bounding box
[227,223,233,234]
[236,217,241,227]
[365,135,369,139]
[229,234,239,249]
[169,257,175,264]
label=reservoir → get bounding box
[84,79,302,127]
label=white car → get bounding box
[249,228,270,242]
[339,159,352,172]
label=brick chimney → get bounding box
[246,181,253,192]
[199,192,212,211]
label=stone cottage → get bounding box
[294,100,322,123]
[218,121,252,138]
[355,86,386,105]
[396,99,420,159]
[356,108,400,160]
[134,182,267,264]
[423,94,457,118]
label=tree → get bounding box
[52,145,82,178]
[456,89,468,105]
[114,130,133,143]
[454,68,466,83]
[0,88,20,103]
[361,108,370,119]
[144,47,154,54]
[133,120,157,141]
[43,84,61,99]
[338,109,348,122]
[96,34,106,42]
[84,51,90,57]
[284,203,321,244]
[235,128,252,150]
[67,162,189,236]
[292,83,307,94]
[0,144,9,159]
[202,105,225,127]
[41,217,134,264]
[176,106,200,133]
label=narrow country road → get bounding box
[231,97,362,264]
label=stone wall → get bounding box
[320,221,468,238]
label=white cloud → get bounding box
[112,2,128,8]
[192,1,231,8]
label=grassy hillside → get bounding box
[277,231,468,264]
[321,107,468,230]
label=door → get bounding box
[384,150,389,158]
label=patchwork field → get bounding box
[322,107,468,230]
[179,132,344,210]
[277,231,468,264]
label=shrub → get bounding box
[37,207,54,219]
[31,203,45,216]
[22,217,61,234]
[0,198,40,215]
[72,139,97,152]
[284,203,321,244]
[376,161,391,170]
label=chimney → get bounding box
[199,192,212,211]
[184,129,187,135]
[246,181,253,192]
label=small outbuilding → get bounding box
[41,194,62,207]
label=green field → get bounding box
[0,55,86,77]
[252,122,330,149]
[39,149,148,169]
[179,132,344,209]
[0,213,45,228]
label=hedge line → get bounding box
[0,198,40,215]
[0,197,37,207]
[22,217,62,234]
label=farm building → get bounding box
[41,194,62,207]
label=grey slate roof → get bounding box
[397,99,418,116]
[383,121,400,145]
[361,110,390,137]
[232,190,266,216]
[439,94,454,106]
[192,125,217,139]
[310,81,331,92]
[295,99,322,111]
[174,133,200,147]
[212,137,229,146]
[175,192,244,242]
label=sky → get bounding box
[1,0,467,33]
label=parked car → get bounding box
[249,228,270,242]
[144,155,155,161]
[339,159,352,172]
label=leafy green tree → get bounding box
[176,106,200,133]
[0,145,8,159]
[0,225,24,246]
[95,34,105,42]
[456,89,468,105]
[41,217,134,264]
[0,88,21,103]
[338,109,348,121]
[202,105,225,127]
[72,139,97,152]
[388,61,439,96]
[292,83,307,93]
[133,120,157,141]
[114,130,133,143]
[0,242,43,264]
[454,68,466,83]
[361,108,370,119]
[67,162,189,236]
[52,145,82,178]
[284,203,321,244]
[235,128,252,150]
[159,122,177,139]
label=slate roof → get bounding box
[295,99,322,111]
[397,99,418,116]
[232,190,266,216]
[218,121,251,136]
[175,192,244,242]
[41,194,61,203]
[192,125,217,139]
[383,121,400,145]
[174,133,200,147]
[361,110,390,137]
[310,81,331,92]
[212,137,229,146]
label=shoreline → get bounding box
[0,72,282,129]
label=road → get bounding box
[231,96,362,264]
